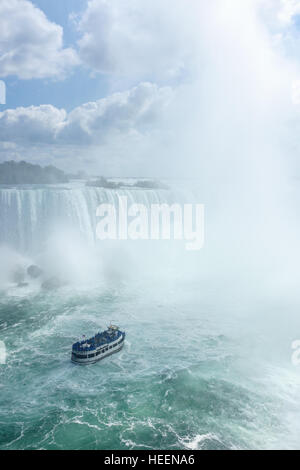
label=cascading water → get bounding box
[0,180,204,290]
[0,180,300,450]
[0,183,188,253]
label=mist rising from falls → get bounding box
[0,182,200,288]
[0,184,187,252]
[0,177,298,308]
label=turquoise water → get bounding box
[1,278,300,450]
[0,182,300,450]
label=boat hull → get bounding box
[71,333,125,365]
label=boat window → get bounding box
[74,353,87,359]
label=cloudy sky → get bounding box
[0,0,300,176]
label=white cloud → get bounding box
[60,82,172,144]
[75,0,300,90]
[0,0,79,79]
[76,0,195,82]
[277,0,300,24]
[0,83,173,145]
[292,79,300,104]
[0,105,66,142]
[0,0,299,178]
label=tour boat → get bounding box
[71,325,125,365]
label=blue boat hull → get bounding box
[71,332,125,365]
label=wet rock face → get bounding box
[86,177,121,189]
[17,282,29,288]
[86,177,170,190]
[41,277,66,291]
[27,265,43,279]
[12,266,26,284]
[134,180,169,190]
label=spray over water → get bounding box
[1,0,300,450]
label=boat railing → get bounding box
[72,330,123,352]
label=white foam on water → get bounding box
[0,180,300,449]
[181,433,221,450]
[0,340,6,365]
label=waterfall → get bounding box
[0,183,191,253]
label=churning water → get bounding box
[0,181,300,450]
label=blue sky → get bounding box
[0,0,299,176]
[3,0,110,112]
